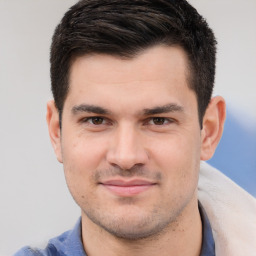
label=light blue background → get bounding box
[209,109,256,197]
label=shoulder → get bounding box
[14,246,56,256]
[14,247,41,256]
[13,230,72,256]
[13,218,85,256]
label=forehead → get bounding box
[69,45,189,85]
[66,45,195,113]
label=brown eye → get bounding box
[152,117,166,125]
[91,117,104,125]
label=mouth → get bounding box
[99,179,157,197]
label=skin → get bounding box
[47,45,225,256]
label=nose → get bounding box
[106,123,149,170]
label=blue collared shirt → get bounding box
[14,204,215,256]
[199,203,215,256]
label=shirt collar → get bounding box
[61,217,87,256]
[199,202,215,256]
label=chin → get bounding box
[84,206,175,241]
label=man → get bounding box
[15,0,256,255]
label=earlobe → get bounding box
[46,100,63,163]
[200,96,226,161]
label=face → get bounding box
[51,45,205,239]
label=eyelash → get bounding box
[81,116,175,126]
[146,117,174,126]
[81,116,109,125]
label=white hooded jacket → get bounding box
[198,162,256,256]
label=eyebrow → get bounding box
[143,103,184,115]
[71,103,184,116]
[72,104,111,115]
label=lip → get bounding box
[100,179,157,197]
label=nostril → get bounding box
[107,163,146,177]
[108,155,144,171]
[122,163,144,172]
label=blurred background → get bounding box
[0,0,255,255]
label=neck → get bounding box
[81,198,202,256]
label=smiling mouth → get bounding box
[99,179,157,197]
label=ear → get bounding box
[200,96,226,161]
[46,100,63,163]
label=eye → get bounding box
[84,117,105,125]
[150,117,170,125]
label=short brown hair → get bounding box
[50,0,217,127]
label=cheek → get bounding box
[151,132,201,190]
[62,132,108,172]
[153,131,200,164]
[60,134,109,198]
